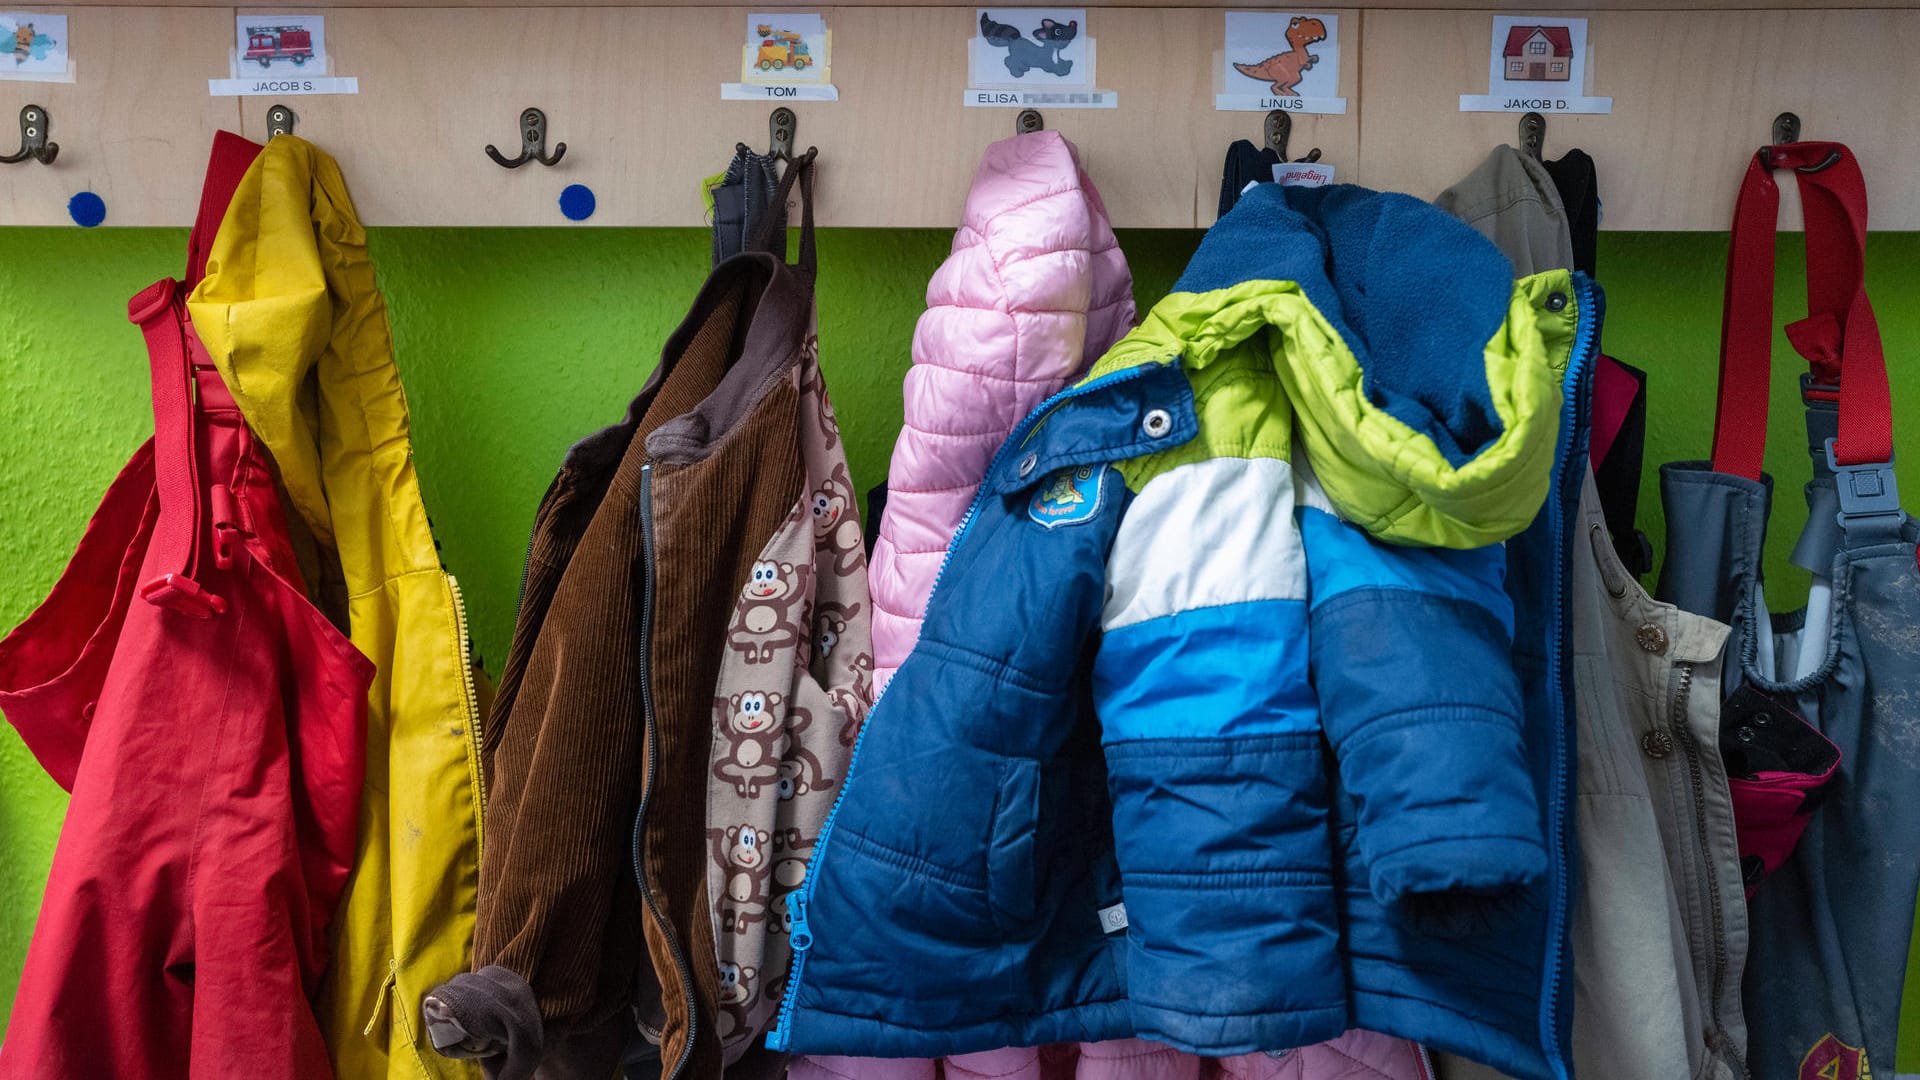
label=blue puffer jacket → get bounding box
[768,184,1600,1080]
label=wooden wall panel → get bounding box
[50,0,1920,10]
[235,6,726,227]
[0,7,239,226]
[806,7,1358,229]
[1358,8,1920,230]
[6,5,1920,228]
[236,5,1358,228]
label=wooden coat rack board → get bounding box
[4,2,1918,229]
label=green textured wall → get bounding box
[3,226,1918,1028]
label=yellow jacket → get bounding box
[188,135,485,1080]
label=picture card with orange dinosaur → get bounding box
[724,12,838,101]
[1218,11,1344,115]
[1460,15,1611,114]
[965,8,1114,109]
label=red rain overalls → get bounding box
[0,133,371,1079]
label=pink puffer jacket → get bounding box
[815,129,1431,1080]
[866,128,1134,695]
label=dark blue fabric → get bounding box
[1173,183,1515,466]
[1105,732,1346,1051]
[1310,589,1541,916]
[788,456,1136,1054]
[984,363,1196,497]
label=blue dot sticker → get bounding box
[68,191,106,228]
[558,184,596,222]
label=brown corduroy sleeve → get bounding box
[470,474,649,1038]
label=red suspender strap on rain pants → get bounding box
[0,131,374,1080]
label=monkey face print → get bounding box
[704,351,874,1064]
[970,8,1093,89]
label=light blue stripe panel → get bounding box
[1297,506,1515,636]
[1093,599,1316,742]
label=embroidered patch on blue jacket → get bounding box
[1029,464,1107,529]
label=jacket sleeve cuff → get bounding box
[1309,587,1545,924]
[422,965,544,1079]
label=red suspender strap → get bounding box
[187,130,263,286]
[127,131,264,618]
[1710,141,1893,480]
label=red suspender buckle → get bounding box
[127,278,177,327]
[138,573,228,618]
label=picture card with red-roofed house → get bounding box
[1461,16,1611,113]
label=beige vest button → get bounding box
[1636,621,1670,654]
[1642,729,1674,758]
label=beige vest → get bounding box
[1439,473,1749,1080]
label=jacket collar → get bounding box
[984,361,1195,496]
[565,252,811,473]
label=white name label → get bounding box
[209,75,358,96]
[1214,93,1346,115]
[963,88,1116,109]
[1098,902,1129,934]
[721,82,839,101]
[1458,93,1611,114]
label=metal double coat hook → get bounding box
[1264,110,1320,164]
[1,104,58,165]
[487,107,566,168]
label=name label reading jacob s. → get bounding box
[209,75,358,96]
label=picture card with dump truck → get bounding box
[1460,15,1611,113]
[966,8,1113,109]
[212,14,357,95]
[1,12,71,82]
[1218,12,1345,114]
[724,12,839,101]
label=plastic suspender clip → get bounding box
[1824,437,1904,532]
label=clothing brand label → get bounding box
[1098,902,1128,933]
[1273,162,1335,187]
[1029,464,1107,529]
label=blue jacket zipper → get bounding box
[1539,274,1599,1080]
[765,362,1160,1050]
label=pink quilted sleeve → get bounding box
[868,130,1135,695]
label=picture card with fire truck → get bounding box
[211,14,357,96]
[0,12,71,82]
[723,12,839,102]
[965,8,1114,110]
[1460,15,1611,114]
[1216,11,1345,115]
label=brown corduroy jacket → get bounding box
[422,189,873,1080]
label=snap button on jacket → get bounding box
[0,133,373,1079]
[185,133,489,1080]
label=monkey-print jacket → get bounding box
[423,174,873,1080]
[770,183,1600,1080]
